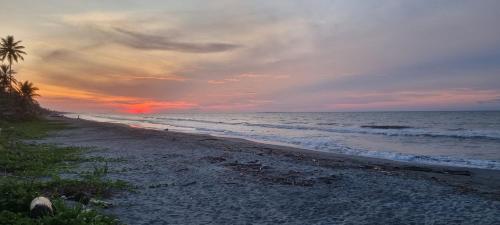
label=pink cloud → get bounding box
[208,73,289,84]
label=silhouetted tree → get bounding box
[0,65,10,93]
[0,35,26,94]
[0,65,18,93]
[18,80,39,103]
[0,35,44,120]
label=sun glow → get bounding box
[118,101,197,114]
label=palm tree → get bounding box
[18,81,39,103]
[14,81,40,118]
[0,65,9,93]
[0,35,26,93]
[0,64,18,92]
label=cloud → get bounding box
[38,84,197,113]
[112,28,241,53]
[8,1,500,112]
[236,73,266,78]
[208,73,289,84]
[60,11,241,53]
[39,48,146,77]
[207,80,229,84]
[39,71,192,101]
[284,47,500,97]
[477,98,500,104]
[207,77,240,84]
[307,89,500,111]
[31,47,192,100]
[121,75,187,81]
[200,99,273,111]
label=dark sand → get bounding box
[35,117,500,225]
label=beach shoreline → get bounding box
[64,112,500,171]
[37,116,500,224]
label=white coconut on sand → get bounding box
[30,196,53,218]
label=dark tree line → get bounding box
[0,35,43,120]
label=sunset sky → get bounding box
[1,0,500,113]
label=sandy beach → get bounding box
[3,2,500,224]
[34,116,500,225]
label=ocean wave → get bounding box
[343,147,500,170]
[360,125,412,129]
[189,130,500,170]
[238,123,500,141]
[156,125,500,170]
[361,128,500,141]
[316,122,338,126]
[86,114,500,141]
[66,113,500,170]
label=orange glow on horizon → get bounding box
[123,104,153,114]
[117,101,197,114]
[37,83,198,113]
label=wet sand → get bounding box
[37,117,500,225]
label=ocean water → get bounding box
[65,112,500,170]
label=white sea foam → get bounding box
[65,112,500,170]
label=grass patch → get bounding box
[0,118,128,224]
[0,119,68,139]
[0,199,119,225]
[0,144,83,177]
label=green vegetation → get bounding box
[0,34,128,224]
[0,34,127,224]
[0,119,129,224]
[1,35,43,120]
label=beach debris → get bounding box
[71,191,92,204]
[357,165,395,175]
[361,165,472,177]
[30,196,54,218]
[162,153,184,159]
[222,161,337,187]
[443,170,471,176]
[262,176,315,187]
[148,183,170,188]
[45,183,98,204]
[402,166,471,176]
[456,185,475,193]
[402,166,433,172]
[175,168,189,172]
[181,181,197,187]
[223,161,271,173]
[317,175,339,184]
[89,198,113,208]
[201,156,227,163]
[198,138,220,142]
[260,170,315,186]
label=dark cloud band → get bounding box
[112,28,241,53]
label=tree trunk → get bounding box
[8,61,12,95]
